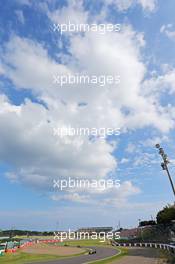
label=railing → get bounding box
[113,241,175,254]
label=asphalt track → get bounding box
[30,246,118,264]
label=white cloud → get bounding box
[126,143,136,153]
[104,0,157,12]
[102,181,141,207]
[133,152,157,166]
[120,158,129,164]
[160,24,175,41]
[0,95,116,191]
[51,180,140,208]
[141,135,169,147]
[138,0,157,11]
[0,0,174,206]
[15,10,25,24]
[47,0,88,28]
[51,192,89,203]
[143,68,175,95]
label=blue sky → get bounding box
[0,0,175,231]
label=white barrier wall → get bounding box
[114,242,175,254]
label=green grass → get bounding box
[159,249,174,263]
[0,248,87,264]
[0,252,62,264]
[63,239,109,247]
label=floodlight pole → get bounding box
[164,162,175,197]
[155,144,175,197]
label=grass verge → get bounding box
[159,249,175,264]
[0,248,87,264]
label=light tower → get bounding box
[155,144,175,197]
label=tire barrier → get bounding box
[5,248,17,253]
[37,239,60,243]
[114,242,175,254]
[1,239,60,256]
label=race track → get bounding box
[29,246,118,264]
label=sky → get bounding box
[0,0,175,231]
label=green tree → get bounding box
[157,205,175,225]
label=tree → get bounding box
[157,205,175,225]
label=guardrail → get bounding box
[113,241,175,254]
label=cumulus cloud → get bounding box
[0,0,173,206]
[47,0,88,27]
[0,95,116,187]
[51,180,140,207]
[2,26,172,132]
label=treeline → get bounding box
[139,205,175,242]
[125,205,175,243]
[0,230,54,237]
[139,205,175,227]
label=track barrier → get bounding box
[1,239,60,256]
[114,241,175,254]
